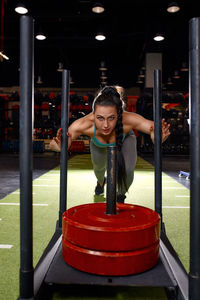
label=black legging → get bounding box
[90,132,137,195]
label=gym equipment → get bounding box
[62,237,159,276]
[179,171,190,180]
[189,17,200,299]
[62,146,161,275]
[19,16,34,299]
[40,69,186,298]
[18,15,200,300]
[62,139,160,275]
[62,203,160,252]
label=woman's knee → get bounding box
[126,169,134,185]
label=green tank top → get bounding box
[91,123,125,148]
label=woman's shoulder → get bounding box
[72,112,94,124]
[70,112,94,136]
[79,112,94,127]
[123,111,138,123]
[122,111,143,132]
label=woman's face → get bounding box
[94,105,118,136]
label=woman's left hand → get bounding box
[150,119,170,143]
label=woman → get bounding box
[50,86,170,203]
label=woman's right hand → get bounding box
[49,128,61,152]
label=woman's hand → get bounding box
[161,119,171,142]
[150,119,170,143]
[49,128,62,152]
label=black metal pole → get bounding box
[106,146,117,215]
[19,16,34,299]
[153,69,163,227]
[59,69,70,227]
[189,17,200,300]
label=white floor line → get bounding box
[33,184,59,187]
[0,244,13,249]
[0,218,2,221]
[176,195,190,198]
[163,187,186,190]
[163,206,189,209]
[13,191,35,195]
[145,187,186,190]
[0,203,48,206]
[35,179,55,181]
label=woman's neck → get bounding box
[96,128,116,144]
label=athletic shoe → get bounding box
[117,194,126,203]
[95,177,106,196]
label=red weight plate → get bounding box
[62,236,159,276]
[62,203,160,251]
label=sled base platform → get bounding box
[44,243,175,288]
[36,230,188,300]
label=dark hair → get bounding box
[93,86,128,193]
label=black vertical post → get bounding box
[189,17,200,300]
[19,16,34,299]
[153,69,163,227]
[106,146,117,215]
[59,69,70,227]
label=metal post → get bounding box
[59,69,70,227]
[189,17,200,300]
[153,69,163,226]
[19,16,34,299]
[106,146,117,215]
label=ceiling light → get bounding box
[57,62,63,72]
[138,70,145,78]
[70,76,74,84]
[173,70,180,79]
[180,62,189,72]
[15,3,28,14]
[95,33,106,41]
[136,76,144,84]
[92,2,105,14]
[99,61,107,71]
[153,33,165,42]
[100,70,107,80]
[35,33,46,40]
[36,76,43,84]
[167,77,173,85]
[167,2,180,13]
[0,51,9,60]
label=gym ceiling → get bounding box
[0,0,198,90]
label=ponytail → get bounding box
[93,85,128,193]
[115,100,128,193]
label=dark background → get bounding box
[0,0,198,90]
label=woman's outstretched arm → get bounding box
[49,114,92,152]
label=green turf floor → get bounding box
[0,154,189,300]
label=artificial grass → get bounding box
[0,154,189,300]
[132,157,189,272]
